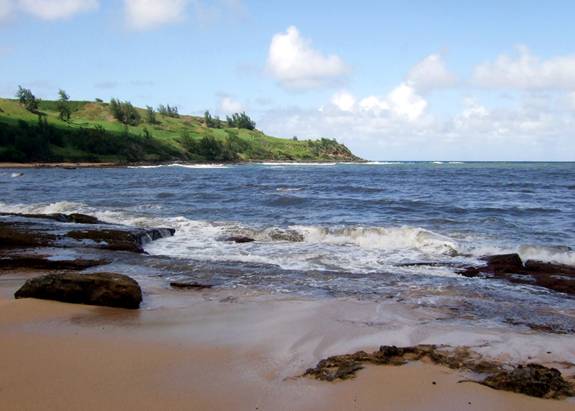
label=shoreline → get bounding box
[1,273,574,410]
[0,160,368,169]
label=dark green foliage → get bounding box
[145,106,158,124]
[203,111,222,128]
[198,135,235,161]
[95,98,103,103]
[16,86,39,112]
[157,104,179,118]
[57,89,71,122]
[109,98,141,126]
[226,112,256,130]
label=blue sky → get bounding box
[1,0,575,160]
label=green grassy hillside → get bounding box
[0,98,361,163]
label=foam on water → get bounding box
[128,163,228,169]
[3,201,573,277]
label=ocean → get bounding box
[1,161,574,332]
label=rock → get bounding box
[457,267,482,278]
[225,236,255,244]
[0,255,109,270]
[303,345,574,399]
[0,221,54,248]
[457,254,575,296]
[170,282,213,290]
[67,227,175,253]
[14,272,142,309]
[524,260,575,276]
[482,253,525,274]
[482,364,574,399]
[0,212,103,225]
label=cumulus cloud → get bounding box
[267,26,350,90]
[330,83,428,122]
[219,95,244,114]
[473,46,575,90]
[124,0,187,30]
[406,53,457,92]
[258,90,575,161]
[17,0,98,20]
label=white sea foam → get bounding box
[432,161,444,164]
[128,163,228,169]
[258,162,337,166]
[1,201,573,275]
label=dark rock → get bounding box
[67,227,175,253]
[0,221,54,248]
[456,254,575,296]
[0,255,109,270]
[225,236,255,244]
[482,254,524,274]
[14,272,142,309]
[170,282,213,290]
[0,212,103,225]
[524,260,575,276]
[457,267,482,278]
[303,345,574,399]
[482,364,574,399]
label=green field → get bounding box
[0,98,360,163]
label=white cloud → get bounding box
[331,91,355,112]
[473,46,575,90]
[17,0,98,20]
[267,26,349,90]
[330,83,427,122]
[406,53,457,92]
[258,92,575,161]
[124,0,187,30]
[219,96,244,114]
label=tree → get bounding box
[204,110,221,128]
[16,86,39,112]
[57,89,71,121]
[158,104,179,118]
[225,112,256,130]
[145,106,158,124]
[109,98,141,126]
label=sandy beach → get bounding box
[1,271,574,411]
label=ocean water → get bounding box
[1,162,574,332]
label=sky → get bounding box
[1,0,575,161]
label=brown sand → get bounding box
[0,275,574,411]
[0,162,120,169]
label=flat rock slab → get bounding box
[15,272,143,309]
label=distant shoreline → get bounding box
[0,160,368,169]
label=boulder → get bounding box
[14,272,142,309]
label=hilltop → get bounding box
[0,97,361,164]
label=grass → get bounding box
[0,98,360,163]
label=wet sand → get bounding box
[0,273,574,411]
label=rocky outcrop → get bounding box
[483,364,574,399]
[14,272,142,309]
[303,345,574,399]
[457,254,575,295]
[0,255,109,270]
[0,213,175,253]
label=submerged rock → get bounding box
[14,272,142,309]
[224,236,255,244]
[482,364,574,399]
[170,281,213,290]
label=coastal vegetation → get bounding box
[0,89,359,164]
